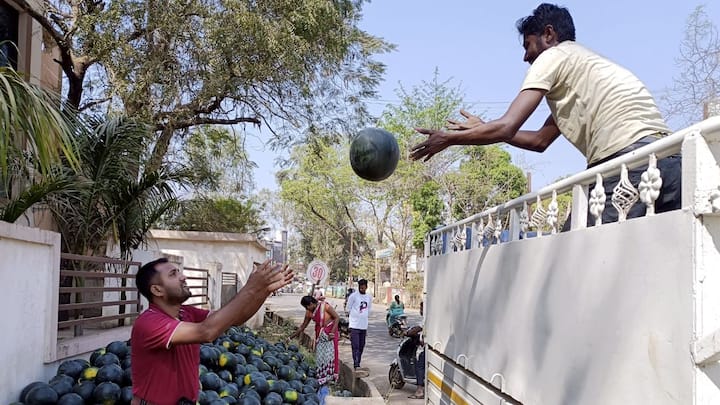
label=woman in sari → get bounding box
[288,296,340,385]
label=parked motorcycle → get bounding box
[338,317,350,340]
[388,334,421,389]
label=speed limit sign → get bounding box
[306,260,329,284]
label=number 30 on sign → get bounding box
[306,260,329,284]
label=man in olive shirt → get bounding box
[410,3,681,226]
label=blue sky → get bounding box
[247,1,720,191]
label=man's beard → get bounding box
[168,287,192,305]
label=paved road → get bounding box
[266,294,424,404]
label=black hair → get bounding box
[516,3,576,42]
[136,258,169,302]
[358,279,368,287]
[300,295,317,308]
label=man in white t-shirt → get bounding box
[346,279,372,373]
[410,3,681,227]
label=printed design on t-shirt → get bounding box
[359,301,368,313]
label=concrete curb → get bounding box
[265,311,386,403]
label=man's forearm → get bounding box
[202,283,269,339]
[447,119,515,146]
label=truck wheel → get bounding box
[389,364,405,389]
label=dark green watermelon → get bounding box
[201,390,221,404]
[120,386,133,404]
[200,345,219,368]
[217,369,233,383]
[263,392,283,405]
[237,395,261,405]
[50,380,74,397]
[93,382,121,402]
[72,380,96,401]
[288,380,303,392]
[122,367,132,386]
[219,351,238,370]
[19,381,46,402]
[25,384,59,405]
[199,372,224,392]
[349,128,400,182]
[93,352,121,367]
[89,348,106,365]
[96,364,124,385]
[56,359,88,380]
[50,374,75,387]
[57,392,85,405]
[106,341,129,360]
[121,357,132,370]
[218,382,239,398]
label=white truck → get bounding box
[422,117,720,404]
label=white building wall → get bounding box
[0,222,60,402]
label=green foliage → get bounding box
[410,181,443,249]
[277,71,528,286]
[163,197,265,233]
[0,66,80,174]
[445,145,528,220]
[47,116,184,257]
[182,126,257,196]
[25,0,394,165]
[278,140,361,281]
[0,66,82,218]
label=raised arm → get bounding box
[410,89,550,161]
[170,261,293,345]
[506,114,561,152]
[289,310,313,340]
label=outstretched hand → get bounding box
[446,109,484,130]
[410,128,451,162]
[248,260,294,296]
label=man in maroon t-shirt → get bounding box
[131,258,293,405]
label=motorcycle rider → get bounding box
[387,294,405,326]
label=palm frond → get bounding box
[0,66,82,186]
[0,172,76,222]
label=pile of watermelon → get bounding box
[14,326,322,405]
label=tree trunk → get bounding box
[147,126,175,172]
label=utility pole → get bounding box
[347,230,353,285]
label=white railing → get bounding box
[426,117,720,257]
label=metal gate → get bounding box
[221,272,238,306]
[184,267,209,308]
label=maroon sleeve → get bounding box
[134,311,181,350]
[181,305,210,323]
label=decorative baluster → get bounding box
[547,190,559,234]
[433,233,443,255]
[639,154,662,216]
[520,201,529,238]
[483,213,495,243]
[455,225,467,251]
[589,173,606,226]
[530,195,547,237]
[612,164,640,222]
[494,215,503,242]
